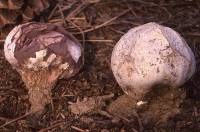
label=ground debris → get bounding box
[108,86,186,125]
[69,93,114,115]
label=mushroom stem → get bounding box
[28,87,52,113]
[18,69,59,114]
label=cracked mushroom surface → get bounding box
[4,22,83,114]
[111,22,196,100]
[109,22,196,123]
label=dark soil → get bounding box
[1,0,200,131]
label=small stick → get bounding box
[48,1,79,20]
[98,93,114,100]
[50,98,54,112]
[79,39,113,43]
[58,4,67,26]
[39,121,66,132]
[48,4,58,20]
[117,115,130,122]
[67,2,89,19]
[130,0,158,6]
[98,110,113,119]
[60,0,79,12]
[159,7,172,24]
[66,18,85,49]
[0,40,5,43]
[71,125,89,132]
[70,17,86,20]
[0,117,9,122]
[185,33,200,37]
[49,17,86,22]
[109,27,125,35]
[73,9,131,34]
[123,0,138,17]
[133,111,143,132]
[132,128,139,132]
[62,94,75,97]
[0,112,31,128]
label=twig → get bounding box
[50,98,54,113]
[73,9,131,34]
[58,4,67,26]
[39,121,66,132]
[71,125,89,132]
[0,112,31,128]
[65,18,85,50]
[67,2,90,19]
[48,4,58,20]
[159,7,172,24]
[99,93,114,100]
[123,0,137,17]
[109,27,125,35]
[48,1,79,20]
[48,18,85,23]
[130,0,158,6]
[79,39,113,43]
[132,128,139,132]
[57,1,86,51]
[160,2,196,7]
[185,33,200,37]
[0,40,5,43]
[133,110,143,132]
[98,110,113,119]
[0,117,9,122]
[62,94,75,97]
[60,0,79,12]
[117,115,130,122]
[70,17,86,20]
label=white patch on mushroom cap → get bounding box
[47,54,57,64]
[4,25,22,66]
[27,49,48,69]
[59,63,69,70]
[111,22,196,98]
[67,39,81,63]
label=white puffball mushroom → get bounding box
[111,22,196,100]
[4,22,84,115]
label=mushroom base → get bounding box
[108,86,185,125]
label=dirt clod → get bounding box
[69,93,114,115]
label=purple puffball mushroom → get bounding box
[4,22,83,114]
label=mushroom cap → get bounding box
[4,22,83,79]
[111,22,196,98]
